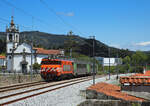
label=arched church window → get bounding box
[9,56,12,59]
[16,35,18,42]
[9,34,13,42]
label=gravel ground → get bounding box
[5,74,132,106]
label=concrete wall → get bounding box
[86,89,118,100]
[121,85,150,93]
[0,74,42,86]
[78,89,150,106]
[78,99,150,106]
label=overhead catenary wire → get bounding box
[0,0,45,25]
[40,0,88,36]
[0,0,66,32]
[0,0,91,38]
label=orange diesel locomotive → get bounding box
[40,58,96,81]
[41,58,74,81]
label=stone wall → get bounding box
[78,89,150,106]
[86,89,119,100]
[121,85,150,93]
[0,74,42,86]
[78,99,149,106]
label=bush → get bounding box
[0,66,2,72]
[32,63,41,74]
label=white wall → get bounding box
[7,42,13,53]
[103,58,117,66]
[13,55,36,73]
[0,59,4,66]
[15,43,34,53]
[7,55,12,71]
[13,55,23,72]
[36,55,48,64]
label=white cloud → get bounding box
[57,12,74,17]
[135,41,150,46]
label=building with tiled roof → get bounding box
[34,48,64,55]
[87,82,145,102]
[0,55,6,66]
[6,16,64,73]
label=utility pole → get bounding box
[68,31,73,58]
[30,17,34,81]
[89,36,95,85]
[30,36,33,81]
[108,47,110,80]
[116,53,119,80]
[11,44,15,73]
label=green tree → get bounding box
[131,51,147,73]
[132,51,147,66]
[122,56,131,73]
[32,63,41,74]
[123,56,131,64]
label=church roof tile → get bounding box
[0,55,6,59]
[33,48,61,55]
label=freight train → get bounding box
[40,58,98,81]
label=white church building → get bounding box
[6,16,64,73]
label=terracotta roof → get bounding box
[120,70,150,85]
[87,82,145,102]
[145,71,150,75]
[0,55,6,59]
[33,48,61,55]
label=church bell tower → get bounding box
[6,16,19,53]
[6,16,20,72]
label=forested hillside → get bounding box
[0,31,133,57]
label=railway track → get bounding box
[0,81,46,90]
[0,81,47,93]
[0,76,94,106]
[0,75,104,93]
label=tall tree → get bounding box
[132,51,147,66]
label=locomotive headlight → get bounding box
[57,67,62,72]
[41,68,44,72]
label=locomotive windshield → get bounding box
[41,60,61,65]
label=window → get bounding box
[16,35,18,42]
[63,65,71,71]
[9,34,13,42]
[41,60,61,65]
[77,64,86,69]
[9,56,12,59]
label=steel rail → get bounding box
[0,78,91,106]
[0,77,90,100]
[0,81,44,90]
[0,82,47,93]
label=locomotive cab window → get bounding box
[41,60,61,65]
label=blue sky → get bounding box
[0,0,150,51]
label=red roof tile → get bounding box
[87,82,145,102]
[120,70,150,85]
[0,55,5,59]
[33,48,61,55]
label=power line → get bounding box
[40,0,88,36]
[0,0,44,24]
[0,0,66,32]
[0,0,90,37]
